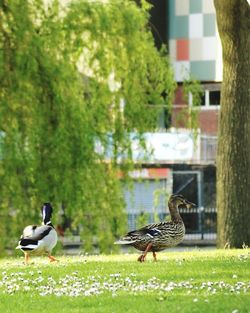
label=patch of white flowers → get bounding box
[0,270,249,298]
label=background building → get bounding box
[124,0,219,241]
[149,0,221,135]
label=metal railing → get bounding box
[200,135,217,163]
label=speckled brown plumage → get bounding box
[115,194,196,262]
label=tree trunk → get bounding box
[215,0,250,248]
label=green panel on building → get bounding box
[203,14,216,36]
[190,0,202,14]
[168,0,175,17]
[190,61,216,81]
[169,15,189,39]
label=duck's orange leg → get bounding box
[48,255,58,262]
[138,243,152,262]
[24,252,29,265]
[153,251,157,262]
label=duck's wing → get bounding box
[22,225,38,238]
[22,225,53,241]
[129,222,165,238]
[115,222,167,244]
[16,225,53,251]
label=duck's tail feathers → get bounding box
[16,238,41,251]
[114,239,136,245]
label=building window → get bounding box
[209,90,220,105]
[190,84,221,108]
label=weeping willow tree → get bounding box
[0,0,176,253]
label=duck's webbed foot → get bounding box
[153,251,157,262]
[137,243,152,262]
[48,255,58,263]
[137,254,146,262]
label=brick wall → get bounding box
[172,86,219,135]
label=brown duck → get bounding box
[115,194,196,262]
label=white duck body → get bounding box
[17,224,57,256]
[16,203,58,263]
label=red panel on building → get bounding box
[176,39,189,61]
[147,168,170,179]
[118,168,170,179]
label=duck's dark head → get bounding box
[168,194,196,209]
[41,203,53,225]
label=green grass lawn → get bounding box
[0,249,249,313]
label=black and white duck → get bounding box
[16,203,58,264]
[115,194,196,262]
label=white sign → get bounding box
[132,131,199,162]
[95,129,200,163]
